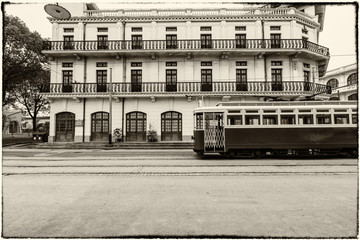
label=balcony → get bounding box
[42,39,329,57]
[40,81,331,96]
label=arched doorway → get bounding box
[126,112,146,142]
[56,112,75,142]
[348,93,358,100]
[91,112,109,141]
[9,121,18,134]
[161,111,182,141]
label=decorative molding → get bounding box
[150,96,156,102]
[72,97,81,103]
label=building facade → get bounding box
[319,63,358,101]
[41,3,330,142]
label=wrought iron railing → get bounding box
[42,39,329,56]
[40,81,331,94]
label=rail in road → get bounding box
[2,149,357,176]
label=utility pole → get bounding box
[109,68,112,145]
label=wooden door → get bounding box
[126,112,146,142]
[56,112,75,142]
[161,112,182,141]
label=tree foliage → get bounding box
[3,14,48,106]
[3,14,50,131]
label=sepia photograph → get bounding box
[2,0,358,238]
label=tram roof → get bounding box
[194,101,358,112]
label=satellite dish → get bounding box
[44,4,71,19]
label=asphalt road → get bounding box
[2,148,358,238]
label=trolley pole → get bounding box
[109,68,113,145]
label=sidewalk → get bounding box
[25,141,194,149]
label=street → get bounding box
[2,148,358,238]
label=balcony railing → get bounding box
[40,81,331,95]
[42,39,329,56]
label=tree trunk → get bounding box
[32,115,37,132]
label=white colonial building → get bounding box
[41,3,330,142]
[319,63,358,101]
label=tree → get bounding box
[3,14,48,106]
[3,13,50,131]
[13,69,50,132]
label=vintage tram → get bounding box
[193,101,358,157]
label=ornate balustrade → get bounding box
[83,7,305,18]
[42,39,329,56]
[40,81,331,95]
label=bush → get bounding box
[113,128,123,142]
[146,129,158,142]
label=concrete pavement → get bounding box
[2,148,358,238]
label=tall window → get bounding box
[131,70,142,92]
[63,36,74,50]
[347,73,358,85]
[166,35,177,49]
[201,34,212,49]
[348,94,358,100]
[62,70,73,92]
[235,34,246,48]
[270,34,281,48]
[271,69,283,91]
[201,69,212,91]
[166,69,177,92]
[97,35,108,50]
[302,36,308,48]
[132,35,143,49]
[96,70,107,92]
[236,69,247,91]
[304,70,310,91]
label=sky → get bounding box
[3,1,358,71]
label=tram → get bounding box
[193,101,358,157]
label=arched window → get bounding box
[348,94,358,100]
[347,73,358,85]
[161,111,182,141]
[326,78,339,88]
[91,112,109,141]
[126,112,147,142]
[56,112,75,142]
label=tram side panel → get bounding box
[193,130,204,152]
[224,127,357,152]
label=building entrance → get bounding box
[126,112,147,142]
[161,111,182,141]
[55,112,75,142]
[91,112,109,141]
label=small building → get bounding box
[319,63,358,101]
[3,110,22,135]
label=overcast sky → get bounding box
[3,1,357,71]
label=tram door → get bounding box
[204,112,225,152]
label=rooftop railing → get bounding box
[83,7,308,19]
[42,39,329,56]
[40,81,331,95]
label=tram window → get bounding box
[195,113,203,129]
[298,115,313,125]
[229,110,241,113]
[280,115,295,125]
[228,115,242,125]
[334,109,347,112]
[281,110,293,113]
[299,109,311,113]
[245,115,260,125]
[317,109,329,112]
[316,114,331,124]
[246,110,258,113]
[263,115,278,125]
[352,114,358,124]
[334,114,349,124]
